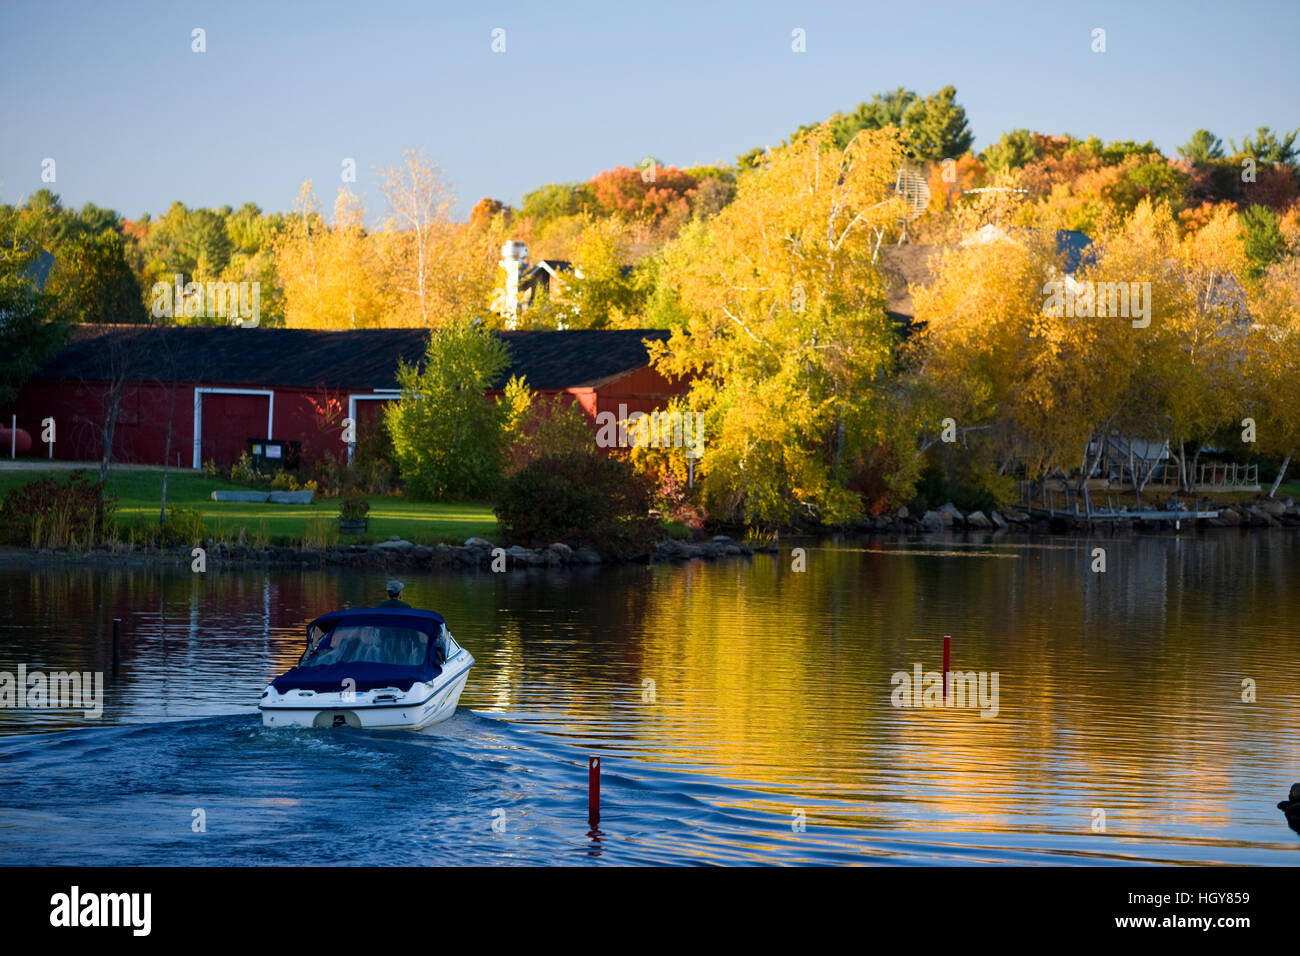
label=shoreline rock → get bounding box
[0,531,771,571]
[4,497,1296,571]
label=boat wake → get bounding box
[3,711,1292,865]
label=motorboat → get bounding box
[259,608,473,730]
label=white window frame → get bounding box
[347,391,401,464]
[192,387,274,469]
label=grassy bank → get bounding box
[0,466,498,546]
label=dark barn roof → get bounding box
[34,325,671,391]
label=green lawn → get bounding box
[0,466,498,546]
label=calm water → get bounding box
[1,532,1298,865]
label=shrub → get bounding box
[648,463,707,530]
[339,495,370,520]
[270,470,318,493]
[661,520,693,540]
[230,451,264,485]
[32,504,78,549]
[494,452,657,553]
[910,462,1015,515]
[625,402,707,528]
[302,514,339,550]
[120,520,161,550]
[505,389,596,473]
[298,455,345,497]
[0,470,109,547]
[163,505,207,546]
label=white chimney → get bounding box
[499,241,528,328]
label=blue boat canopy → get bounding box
[270,607,449,694]
[305,607,446,638]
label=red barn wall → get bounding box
[9,380,196,466]
[4,364,692,468]
[593,366,687,418]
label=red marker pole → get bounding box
[588,756,600,826]
[942,635,951,704]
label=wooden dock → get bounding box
[1025,488,1218,523]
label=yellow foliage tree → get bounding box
[912,229,1104,483]
[916,201,1251,501]
[1245,256,1300,494]
[649,123,915,525]
[275,183,387,329]
[371,149,506,327]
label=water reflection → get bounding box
[0,531,1297,863]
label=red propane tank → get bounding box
[0,427,33,455]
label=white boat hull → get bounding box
[259,650,474,731]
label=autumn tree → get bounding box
[276,183,387,329]
[517,182,592,246]
[552,216,643,329]
[373,148,455,324]
[1094,202,1251,493]
[372,148,502,326]
[911,229,1122,492]
[649,123,916,526]
[503,382,593,473]
[982,129,1044,173]
[588,165,697,225]
[690,175,736,220]
[1244,256,1300,494]
[469,197,510,230]
[1021,149,1187,234]
[925,153,985,219]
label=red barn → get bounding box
[6,325,686,467]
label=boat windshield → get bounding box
[299,625,430,668]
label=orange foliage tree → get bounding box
[588,166,698,224]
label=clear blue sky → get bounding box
[2,0,1296,222]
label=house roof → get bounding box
[33,324,671,392]
[875,243,941,323]
[523,260,571,282]
[519,259,635,292]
